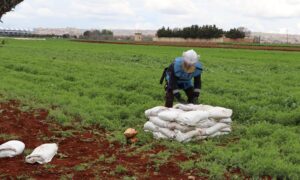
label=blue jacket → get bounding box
[173,57,202,82]
[166,57,203,92]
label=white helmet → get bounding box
[182,49,200,65]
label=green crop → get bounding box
[0,38,299,178]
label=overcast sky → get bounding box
[1,0,300,34]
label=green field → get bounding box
[0,39,299,178]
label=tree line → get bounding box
[81,29,114,40]
[156,25,246,39]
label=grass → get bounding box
[115,165,128,174]
[150,150,171,171]
[0,38,299,178]
[0,133,20,141]
[74,163,89,171]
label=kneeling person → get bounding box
[162,49,203,107]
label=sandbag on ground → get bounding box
[210,131,230,137]
[144,121,159,132]
[202,123,230,136]
[219,118,232,124]
[145,106,167,118]
[174,129,202,142]
[144,121,175,138]
[220,127,232,132]
[207,107,232,119]
[0,140,25,158]
[169,123,195,133]
[176,111,209,126]
[153,132,168,140]
[174,104,214,112]
[173,104,197,111]
[25,143,58,164]
[195,119,216,128]
[158,108,183,121]
[149,116,195,133]
[194,104,214,111]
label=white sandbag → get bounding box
[195,119,216,128]
[153,132,168,140]
[144,121,175,139]
[202,123,230,136]
[207,107,232,119]
[25,143,58,164]
[144,121,159,132]
[220,127,232,132]
[149,117,195,133]
[169,123,196,133]
[209,131,230,137]
[145,106,167,118]
[158,108,183,121]
[149,116,169,128]
[176,111,209,126]
[193,135,208,141]
[0,140,25,158]
[173,104,197,111]
[193,104,214,111]
[219,118,232,124]
[174,129,202,142]
[159,128,176,139]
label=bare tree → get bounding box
[0,0,24,21]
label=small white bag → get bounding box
[0,140,25,158]
[25,143,58,164]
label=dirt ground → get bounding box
[75,40,300,52]
[0,100,265,179]
[0,100,206,179]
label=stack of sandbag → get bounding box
[144,104,233,143]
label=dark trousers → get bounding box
[165,87,194,108]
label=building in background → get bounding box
[0,28,32,36]
[134,33,142,41]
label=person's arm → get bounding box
[168,64,179,94]
[193,75,201,97]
